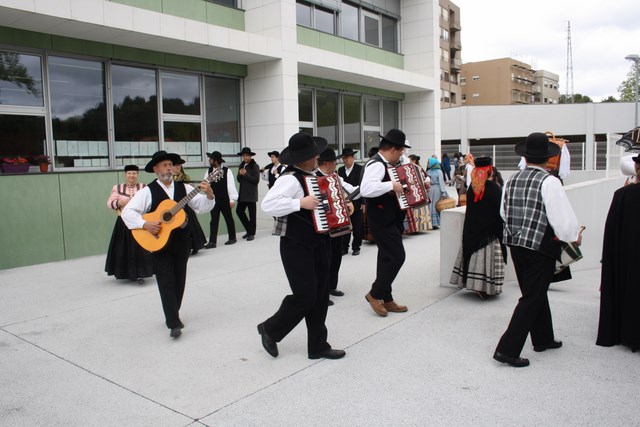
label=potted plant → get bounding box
[31,154,51,173]
[0,156,31,174]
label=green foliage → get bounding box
[618,62,639,102]
[558,93,593,104]
[601,96,619,103]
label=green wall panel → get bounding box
[58,172,119,260]
[298,75,405,100]
[163,0,207,21]
[113,45,165,65]
[51,36,114,58]
[0,174,65,269]
[206,3,245,31]
[112,0,162,12]
[0,27,52,50]
[165,54,211,73]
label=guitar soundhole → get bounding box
[162,212,173,222]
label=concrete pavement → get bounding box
[1,228,637,426]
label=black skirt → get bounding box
[105,216,154,281]
[187,208,207,251]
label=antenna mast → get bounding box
[565,21,574,103]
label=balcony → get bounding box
[450,36,461,52]
[450,58,461,71]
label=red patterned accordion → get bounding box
[388,163,429,210]
[303,174,353,237]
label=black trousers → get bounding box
[263,237,331,355]
[152,234,190,329]
[342,208,363,252]
[329,235,343,291]
[236,201,256,235]
[496,246,556,357]
[368,218,406,302]
[209,202,236,244]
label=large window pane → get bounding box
[364,98,380,126]
[0,115,46,159]
[363,13,379,46]
[343,94,361,155]
[162,71,200,115]
[296,1,312,27]
[341,2,359,41]
[0,51,44,107]
[381,16,397,52]
[112,64,159,166]
[364,130,379,157]
[316,91,338,150]
[163,122,202,163]
[49,56,108,168]
[383,99,399,133]
[315,7,335,34]
[205,76,240,156]
[299,89,313,122]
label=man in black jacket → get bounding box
[236,147,260,241]
[338,148,364,256]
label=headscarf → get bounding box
[470,156,492,202]
[428,157,441,170]
[464,153,475,166]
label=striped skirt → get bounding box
[450,239,504,296]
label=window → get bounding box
[440,6,449,21]
[205,76,240,156]
[441,48,449,62]
[472,93,479,98]
[341,2,359,41]
[343,94,361,156]
[315,6,336,34]
[296,1,312,27]
[316,90,339,150]
[460,76,466,85]
[461,94,466,102]
[381,15,397,52]
[441,28,449,41]
[472,75,479,81]
[362,10,380,46]
[0,52,44,107]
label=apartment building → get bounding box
[460,57,537,105]
[439,0,462,109]
[533,69,560,104]
[0,0,442,269]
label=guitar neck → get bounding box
[167,169,221,216]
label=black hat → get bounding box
[515,133,561,159]
[267,150,280,158]
[237,147,256,156]
[177,157,185,165]
[379,128,410,148]
[341,148,358,157]
[124,164,139,172]
[318,146,341,162]
[206,151,225,163]
[144,150,181,173]
[279,133,327,165]
[633,156,640,164]
[474,156,493,167]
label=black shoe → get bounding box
[204,242,217,249]
[328,299,334,306]
[242,234,249,239]
[493,351,529,367]
[178,321,184,329]
[170,328,182,338]
[137,277,145,285]
[190,249,199,255]
[352,249,360,256]
[533,340,562,352]
[329,289,344,297]
[257,323,278,357]
[309,348,346,360]
[247,235,255,241]
[225,239,237,245]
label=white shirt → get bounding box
[360,153,395,198]
[517,144,571,180]
[500,166,580,243]
[342,165,354,178]
[261,171,305,217]
[204,168,238,201]
[122,179,215,230]
[465,163,474,187]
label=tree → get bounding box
[618,62,639,102]
[601,96,618,103]
[559,93,592,104]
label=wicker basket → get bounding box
[435,196,456,212]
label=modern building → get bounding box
[438,0,461,109]
[460,57,537,106]
[533,69,560,104]
[0,0,442,269]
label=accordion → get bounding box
[303,174,353,237]
[388,163,429,210]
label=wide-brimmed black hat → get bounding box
[206,151,225,163]
[267,150,280,158]
[124,164,139,172]
[474,156,493,167]
[515,133,561,159]
[237,147,256,156]
[379,128,410,148]
[145,150,182,173]
[279,133,327,164]
[318,146,341,162]
[341,148,358,157]
[633,156,640,164]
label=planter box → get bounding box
[0,164,31,174]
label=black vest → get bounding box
[268,164,285,189]
[364,155,405,225]
[338,163,363,208]
[147,180,192,238]
[209,166,230,203]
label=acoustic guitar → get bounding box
[132,168,223,252]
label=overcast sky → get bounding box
[452,0,640,101]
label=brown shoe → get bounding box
[365,293,388,317]
[383,301,408,313]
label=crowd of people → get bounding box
[103,129,638,365]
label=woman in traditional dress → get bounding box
[426,157,448,229]
[105,165,153,284]
[450,156,506,299]
[407,154,432,232]
[172,160,207,255]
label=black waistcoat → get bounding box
[364,155,405,225]
[209,166,230,203]
[147,180,192,237]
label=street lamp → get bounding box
[625,54,640,127]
